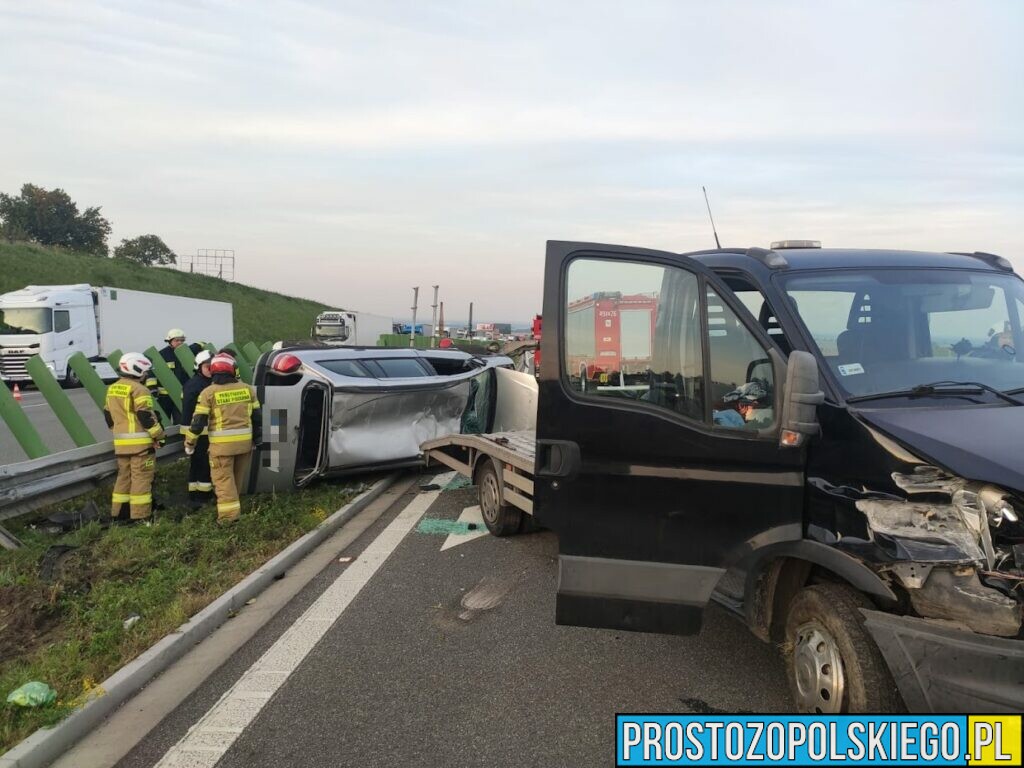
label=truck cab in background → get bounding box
[312,310,393,347]
[0,284,104,385]
[536,241,1024,713]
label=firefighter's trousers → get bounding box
[112,449,156,520]
[187,436,214,502]
[210,452,251,522]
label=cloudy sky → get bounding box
[1,1,1021,322]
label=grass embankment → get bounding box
[0,242,330,343]
[0,459,360,752]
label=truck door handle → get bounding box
[536,440,581,480]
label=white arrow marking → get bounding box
[440,505,489,551]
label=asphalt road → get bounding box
[97,473,791,768]
[0,388,110,465]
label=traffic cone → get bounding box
[12,382,22,402]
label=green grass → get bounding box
[0,458,362,752]
[0,241,330,344]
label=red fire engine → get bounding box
[566,292,658,382]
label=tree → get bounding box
[0,183,111,255]
[113,234,178,266]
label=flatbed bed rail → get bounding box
[421,430,535,515]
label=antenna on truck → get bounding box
[702,186,722,249]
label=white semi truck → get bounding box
[311,309,392,346]
[0,284,233,385]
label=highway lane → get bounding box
[0,388,111,465]
[97,474,791,768]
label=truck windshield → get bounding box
[0,308,52,335]
[782,269,1024,401]
[315,324,349,340]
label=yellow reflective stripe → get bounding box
[166,361,176,368]
[112,492,131,503]
[136,395,154,408]
[209,434,252,444]
[217,501,241,513]
[114,437,153,446]
[195,405,211,415]
[147,425,162,437]
[188,482,213,492]
[129,493,152,504]
[114,432,150,439]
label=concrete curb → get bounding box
[0,472,399,768]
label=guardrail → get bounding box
[0,339,273,538]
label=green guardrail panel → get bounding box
[260,341,274,353]
[144,346,183,412]
[242,342,261,366]
[68,352,109,412]
[175,344,197,379]
[107,350,123,372]
[223,344,253,383]
[26,356,97,448]
[0,380,50,459]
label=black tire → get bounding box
[61,366,81,389]
[784,583,903,713]
[476,460,521,537]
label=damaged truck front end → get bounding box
[799,394,1024,712]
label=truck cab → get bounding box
[535,241,1024,713]
[0,284,99,384]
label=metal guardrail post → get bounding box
[68,352,108,412]
[0,380,50,459]
[26,356,98,448]
[144,346,183,413]
[175,344,197,378]
[242,342,262,365]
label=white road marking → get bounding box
[153,477,446,768]
[440,505,489,551]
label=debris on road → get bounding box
[122,614,141,630]
[6,681,56,708]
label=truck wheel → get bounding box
[784,583,903,713]
[61,366,81,389]
[476,461,521,536]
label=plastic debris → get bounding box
[123,614,141,630]
[338,556,353,563]
[6,682,57,708]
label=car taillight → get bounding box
[271,353,302,374]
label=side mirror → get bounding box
[778,350,824,448]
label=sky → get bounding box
[1,0,1021,324]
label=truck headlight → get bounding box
[978,485,1019,526]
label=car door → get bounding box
[534,242,807,635]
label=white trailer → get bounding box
[0,284,233,384]
[312,309,393,346]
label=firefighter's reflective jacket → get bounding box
[186,382,261,456]
[104,377,165,455]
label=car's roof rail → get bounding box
[949,251,1014,272]
[746,247,788,269]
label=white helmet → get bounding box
[195,350,213,367]
[119,352,153,378]
[165,328,186,342]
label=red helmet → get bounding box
[210,354,236,375]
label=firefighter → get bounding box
[157,329,190,422]
[181,349,214,508]
[184,353,261,524]
[104,352,165,522]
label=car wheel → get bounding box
[476,460,521,536]
[784,583,903,713]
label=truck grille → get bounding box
[0,353,31,380]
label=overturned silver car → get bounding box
[249,346,513,491]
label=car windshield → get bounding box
[0,308,52,335]
[782,269,1024,401]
